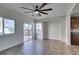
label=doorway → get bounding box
[23,23,33,41]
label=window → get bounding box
[24,23,33,41]
[0,17,3,35]
[4,18,15,34]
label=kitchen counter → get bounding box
[71,32,79,35]
[71,29,79,35]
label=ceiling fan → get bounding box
[21,3,52,16]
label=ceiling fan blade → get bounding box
[40,8,52,11]
[38,13,41,16]
[32,3,35,10]
[39,11,48,15]
[24,11,34,13]
[21,7,33,11]
[39,3,47,9]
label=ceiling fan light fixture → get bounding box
[35,11,38,14]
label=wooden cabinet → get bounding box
[71,16,79,45]
[71,34,79,45]
[71,17,79,28]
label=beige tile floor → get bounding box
[0,39,79,55]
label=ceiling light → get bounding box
[35,11,38,14]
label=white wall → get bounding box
[43,22,48,39]
[35,16,67,44]
[60,18,66,42]
[65,15,71,45]
[48,21,61,40]
[0,6,33,51]
[42,16,66,42]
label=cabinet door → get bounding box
[71,17,78,28]
[71,35,79,45]
[78,17,79,28]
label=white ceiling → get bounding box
[0,3,73,19]
[71,3,79,16]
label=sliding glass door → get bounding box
[36,23,43,39]
[28,24,32,39]
[24,23,33,41]
[0,17,3,35]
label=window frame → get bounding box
[0,17,3,36]
[3,17,15,35]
